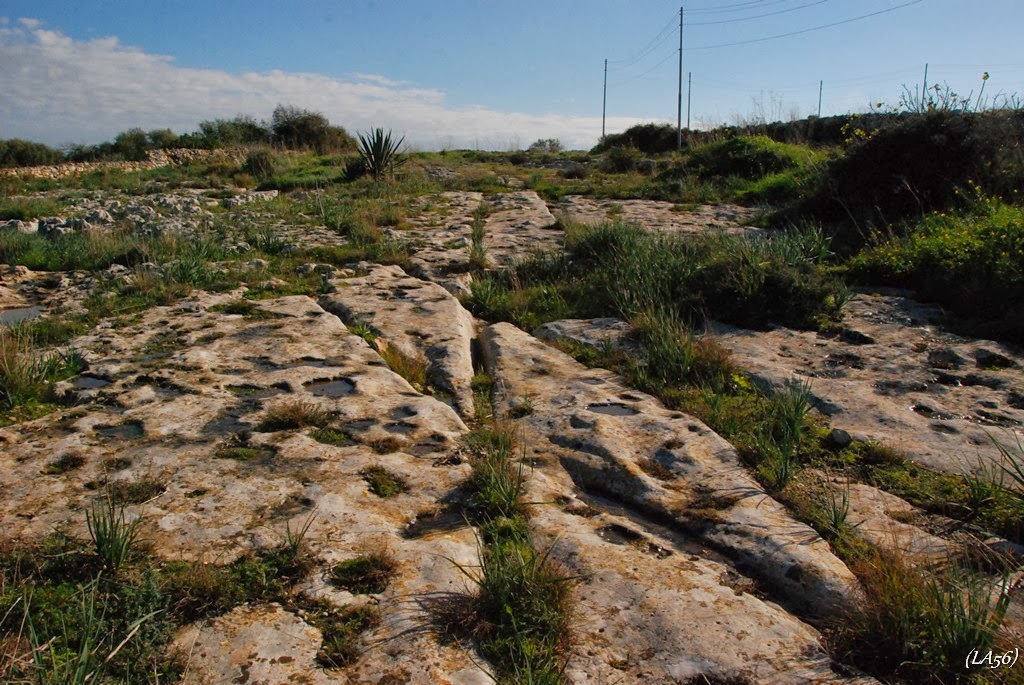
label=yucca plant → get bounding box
[357,128,405,180]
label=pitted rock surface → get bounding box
[553,195,764,236]
[481,322,860,620]
[319,263,477,419]
[404,190,558,277]
[711,291,1024,475]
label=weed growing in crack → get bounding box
[329,550,398,594]
[379,345,428,393]
[444,423,576,683]
[259,399,331,431]
[86,497,142,574]
[360,465,406,498]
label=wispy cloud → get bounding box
[0,21,655,149]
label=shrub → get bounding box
[594,122,678,154]
[600,145,641,173]
[112,128,150,162]
[198,115,270,148]
[849,194,1024,341]
[797,110,1024,240]
[689,135,821,180]
[0,138,63,168]
[527,138,563,154]
[271,105,355,153]
[241,149,276,182]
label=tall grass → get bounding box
[844,549,1013,682]
[0,325,84,412]
[560,219,846,330]
[86,497,142,574]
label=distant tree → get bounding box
[528,138,563,154]
[198,115,270,148]
[0,139,63,168]
[270,104,355,153]
[113,127,149,161]
[147,128,179,149]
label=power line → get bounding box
[686,0,925,51]
[684,0,796,15]
[688,0,832,26]
[609,49,679,87]
[607,12,679,68]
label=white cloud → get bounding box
[0,21,656,150]
[17,17,40,29]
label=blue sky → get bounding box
[1,0,1022,149]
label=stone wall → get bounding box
[0,148,245,181]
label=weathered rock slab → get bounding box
[320,263,478,420]
[553,195,763,237]
[712,292,1024,476]
[481,322,860,621]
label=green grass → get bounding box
[449,424,574,684]
[360,465,406,498]
[839,548,1014,683]
[86,497,142,573]
[0,195,64,221]
[849,192,1024,341]
[0,325,85,419]
[329,551,398,594]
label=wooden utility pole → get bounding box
[922,63,929,109]
[686,71,692,130]
[602,58,608,139]
[676,6,683,149]
[817,80,823,118]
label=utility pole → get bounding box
[686,71,692,130]
[602,58,608,139]
[817,80,823,118]
[676,6,683,149]
[922,63,929,110]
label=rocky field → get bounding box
[1,172,1022,684]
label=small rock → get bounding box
[86,209,114,223]
[927,347,964,369]
[975,348,1017,370]
[247,258,268,269]
[839,328,876,345]
[827,428,854,449]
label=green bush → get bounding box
[689,135,821,180]
[797,110,1024,241]
[242,149,276,182]
[849,193,1024,341]
[0,139,63,168]
[600,145,641,173]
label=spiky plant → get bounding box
[357,128,405,180]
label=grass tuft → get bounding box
[86,497,142,574]
[329,550,398,594]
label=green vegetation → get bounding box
[850,191,1024,341]
[360,465,406,498]
[329,551,398,594]
[86,497,142,573]
[447,422,575,684]
[356,128,405,180]
[466,219,844,335]
[0,325,84,424]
